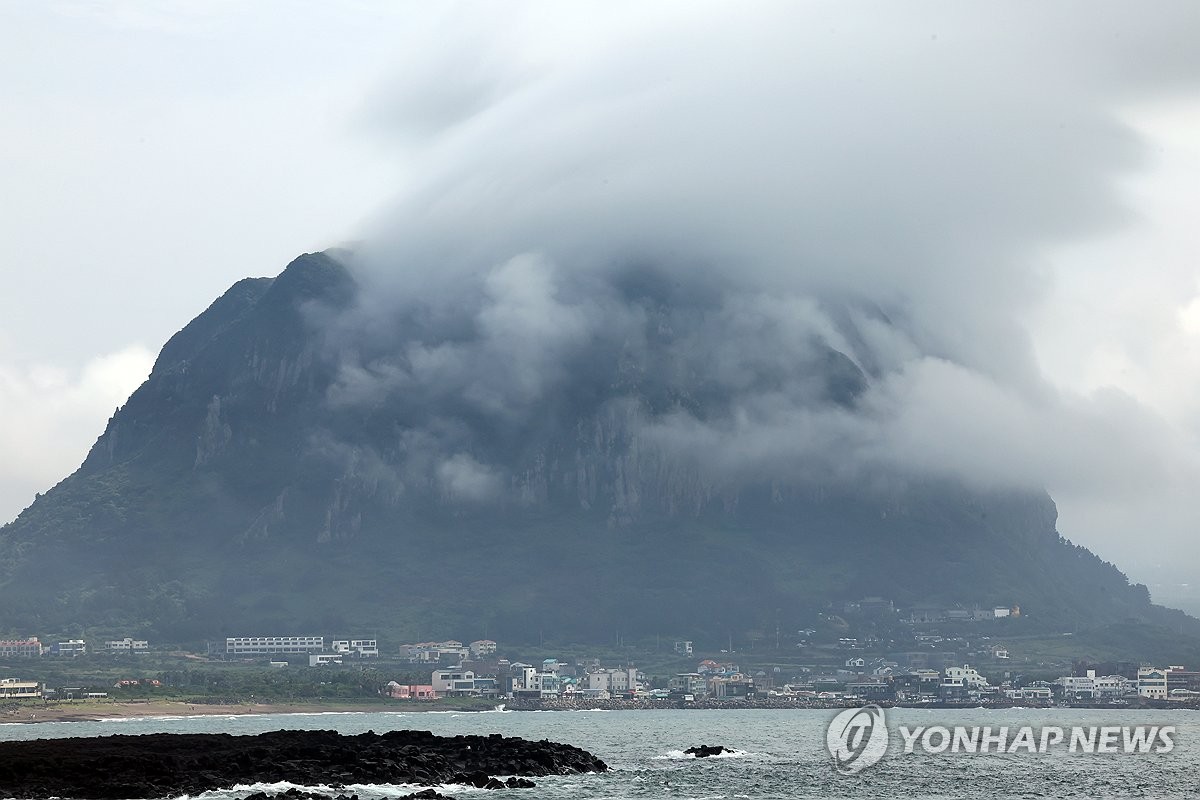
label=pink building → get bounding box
[384,681,438,700]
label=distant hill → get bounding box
[0,252,1193,646]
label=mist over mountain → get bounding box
[0,250,1189,643]
[3,3,1200,644]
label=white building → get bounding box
[1093,674,1132,699]
[584,667,639,695]
[1057,673,1096,698]
[53,640,86,656]
[309,653,343,666]
[508,666,563,698]
[432,669,477,695]
[226,636,324,655]
[529,672,561,697]
[401,641,470,662]
[944,665,989,688]
[331,639,379,657]
[1005,684,1052,702]
[1138,667,1169,699]
[0,678,41,699]
[106,638,149,652]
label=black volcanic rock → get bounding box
[685,744,731,758]
[0,729,606,800]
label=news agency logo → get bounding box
[826,704,889,774]
[826,706,1178,774]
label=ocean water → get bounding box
[2,707,1199,799]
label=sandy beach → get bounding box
[2,700,400,724]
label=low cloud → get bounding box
[0,345,154,522]
[296,4,1200,546]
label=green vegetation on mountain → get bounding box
[0,252,1191,648]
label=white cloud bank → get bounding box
[0,346,153,520]
[341,2,1200,575]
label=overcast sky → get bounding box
[2,1,1200,595]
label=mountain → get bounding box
[0,251,1191,645]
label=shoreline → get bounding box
[4,697,1195,724]
[1,700,452,724]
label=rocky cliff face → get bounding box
[0,252,1181,642]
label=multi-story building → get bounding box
[309,653,343,666]
[1138,667,1169,699]
[469,639,497,658]
[506,666,562,698]
[1056,669,1133,700]
[944,665,989,689]
[669,673,708,697]
[225,636,324,655]
[51,640,86,657]
[0,678,41,698]
[400,641,470,663]
[893,669,942,700]
[710,675,758,699]
[1093,674,1133,699]
[432,669,477,696]
[105,638,149,652]
[1164,667,1200,696]
[536,672,561,697]
[0,638,43,657]
[584,667,639,695]
[331,639,379,657]
[1005,683,1053,702]
[1057,673,1096,699]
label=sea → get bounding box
[2,707,1198,799]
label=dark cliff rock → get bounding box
[0,728,607,800]
[0,248,1189,644]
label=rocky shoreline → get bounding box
[0,729,608,799]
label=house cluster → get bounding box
[224,636,379,666]
[384,654,770,703]
[830,596,1021,625]
[0,637,145,657]
[1012,665,1200,703]
[770,663,1032,703]
[398,639,497,663]
[1122,666,1200,700]
[670,659,758,700]
[219,635,502,668]
[383,654,646,701]
[904,604,1021,624]
[761,662,1200,705]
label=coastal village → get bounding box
[2,598,1200,709]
